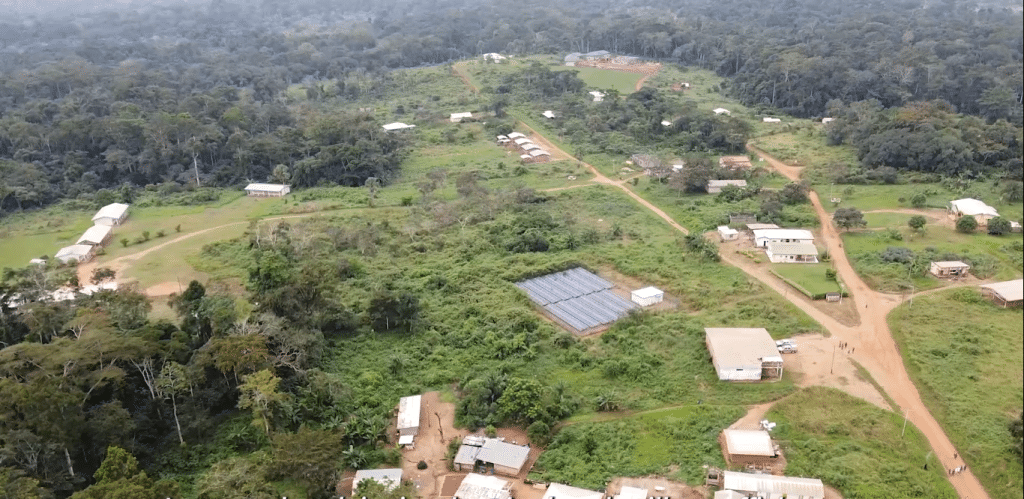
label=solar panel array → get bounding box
[516,268,638,332]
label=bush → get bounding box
[987,217,1011,236]
[142,231,151,241]
[485,425,497,437]
[825,269,837,281]
[910,193,927,208]
[956,216,978,233]
[417,460,428,470]
[156,230,166,238]
[120,238,129,248]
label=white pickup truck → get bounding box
[776,339,798,353]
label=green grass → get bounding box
[752,131,858,169]
[552,66,644,94]
[770,263,842,297]
[767,387,958,499]
[888,290,1023,499]
[530,404,745,489]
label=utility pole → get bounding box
[830,344,836,374]
[901,409,909,437]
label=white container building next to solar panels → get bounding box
[516,268,638,334]
[396,395,421,437]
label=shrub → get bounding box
[987,217,1011,236]
[417,460,428,470]
[156,230,166,238]
[485,425,497,438]
[825,269,837,281]
[910,193,927,208]
[955,216,978,233]
[175,224,181,233]
[120,238,129,248]
[142,230,151,241]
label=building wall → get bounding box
[717,367,763,381]
[94,215,126,226]
[631,294,663,306]
[492,463,521,477]
[399,425,419,436]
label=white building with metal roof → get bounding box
[589,91,605,102]
[980,279,1023,307]
[55,244,96,264]
[353,468,403,491]
[929,261,970,278]
[453,437,531,477]
[397,395,421,437]
[949,198,999,225]
[708,179,748,193]
[92,203,130,226]
[545,483,603,499]
[722,429,776,458]
[718,226,739,241]
[244,183,290,197]
[631,286,664,306]
[720,471,824,499]
[77,224,114,246]
[383,122,416,131]
[454,473,512,499]
[450,112,473,122]
[713,108,731,115]
[765,241,819,263]
[705,328,783,381]
[752,229,814,248]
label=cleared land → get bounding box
[770,263,843,298]
[888,290,1024,499]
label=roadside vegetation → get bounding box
[888,291,1024,499]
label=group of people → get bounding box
[948,452,967,476]
[838,341,854,354]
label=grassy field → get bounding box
[768,387,958,499]
[888,290,1023,499]
[553,66,644,94]
[840,225,1023,292]
[770,263,842,298]
[752,131,858,169]
[530,404,745,489]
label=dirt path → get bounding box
[635,70,655,92]
[452,62,478,93]
[749,145,991,499]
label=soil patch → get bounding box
[606,476,707,499]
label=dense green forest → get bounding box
[1,0,1021,214]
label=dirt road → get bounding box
[750,145,990,499]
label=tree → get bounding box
[987,216,1011,236]
[955,215,978,233]
[156,362,192,445]
[910,193,927,208]
[364,177,381,207]
[1011,412,1023,461]
[367,291,420,333]
[271,427,344,496]
[779,182,809,204]
[833,207,866,231]
[70,446,179,499]
[908,215,927,232]
[196,455,276,499]
[237,369,289,436]
[90,267,116,285]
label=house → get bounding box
[631,286,664,306]
[545,483,604,499]
[713,108,731,115]
[396,395,421,438]
[630,154,660,170]
[1011,221,1022,233]
[717,471,824,499]
[54,244,96,264]
[718,226,739,241]
[948,198,999,226]
[707,179,748,193]
[762,117,781,123]
[543,110,556,119]
[353,468,403,491]
[92,203,130,226]
[719,156,752,169]
[29,258,46,266]
[453,473,512,499]
[821,117,835,123]
[979,279,1023,308]
[507,132,526,140]
[745,223,780,231]
[514,137,533,147]
[589,91,605,102]
[705,328,784,381]
[496,135,511,145]
[482,53,506,62]
[765,241,819,263]
[450,112,473,123]
[244,183,290,197]
[721,429,778,467]
[382,122,416,131]
[528,150,551,162]
[583,50,610,61]
[929,261,970,278]
[753,229,814,248]
[453,436,531,476]
[77,225,114,247]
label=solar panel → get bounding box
[517,269,638,332]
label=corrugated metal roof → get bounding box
[766,241,818,256]
[721,471,824,498]
[950,198,998,217]
[55,244,93,263]
[92,203,129,221]
[244,183,289,193]
[753,229,814,241]
[397,395,421,431]
[477,439,530,470]
[517,269,636,331]
[545,483,603,499]
[455,474,512,499]
[745,223,779,230]
[931,260,970,269]
[980,279,1023,302]
[354,468,403,491]
[705,328,781,372]
[77,225,112,245]
[723,429,775,456]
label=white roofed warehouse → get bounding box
[244,183,290,197]
[948,198,999,225]
[979,279,1023,308]
[705,328,783,381]
[718,470,824,499]
[55,244,96,264]
[396,394,421,437]
[77,224,114,247]
[92,203,130,226]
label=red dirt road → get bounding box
[749,144,990,499]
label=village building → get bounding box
[710,470,824,499]
[482,53,506,62]
[55,244,96,264]
[713,108,731,115]
[545,483,604,499]
[718,226,740,241]
[821,117,835,123]
[929,261,970,278]
[719,156,753,170]
[543,110,556,119]
[244,183,290,197]
[528,149,551,162]
[753,229,814,248]
[707,179,748,193]
[745,223,780,231]
[765,242,819,263]
[948,198,999,226]
[630,286,664,306]
[382,122,416,131]
[507,132,526,140]
[762,117,781,123]
[450,112,474,123]
[661,120,673,127]
[522,143,542,152]
[728,213,758,225]
[979,279,1023,308]
[721,429,779,468]
[353,468,403,491]
[589,91,605,102]
[705,328,784,381]
[453,473,512,499]
[453,436,531,477]
[396,394,421,445]
[92,203,130,226]
[496,135,511,145]
[29,258,46,266]
[514,137,532,147]
[77,224,114,247]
